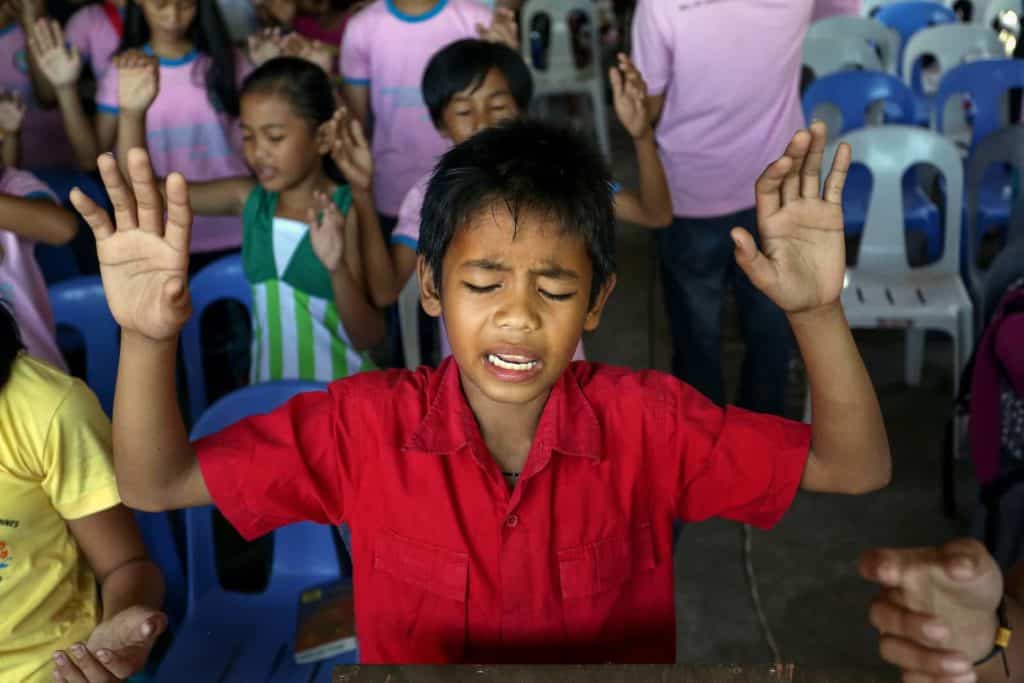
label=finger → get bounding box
[859,547,918,587]
[902,673,977,683]
[96,152,139,230]
[46,16,61,48]
[800,120,827,199]
[878,635,974,678]
[349,117,368,150]
[69,186,115,240]
[307,206,319,229]
[164,172,193,253]
[823,142,851,205]
[754,155,792,226]
[731,226,777,294]
[91,648,135,680]
[52,652,89,683]
[940,538,990,582]
[868,592,950,647]
[66,643,117,683]
[127,147,164,235]
[780,129,810,203]
[608,65,623,102]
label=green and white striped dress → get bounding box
[242,185,375,383]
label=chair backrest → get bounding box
[803,70,916,137]
[808,15,902,73]
[828,125,963,274]
[934,59,1024,148]
[901,23,1004,90]
[520,0,600,80]
[802,33,885,80]
[180,253,252,425]
[876,1,958,73]
[187,380,336,607]
[48,276,118,415]
[964,126,1024,299]
[397,273,421,370]
[864,0,955,16]
[979,0,1023,28]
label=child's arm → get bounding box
[732,122,890,494]
[608,53,672,228]
[0,191,77,244]
[113,52,159,176]
[0,89,25,168]
[14,0,57,106]
[308,192,386,350]
[27,18,102,171]
[68,149,210,512]
[56,505,166,681]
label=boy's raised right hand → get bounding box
[69,149,193,342]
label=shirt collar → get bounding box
[403,357,602,462]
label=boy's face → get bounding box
[419,202,615,411]
[440,68,521,146]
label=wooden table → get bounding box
[333,665,896,682]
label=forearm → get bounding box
[99,559,165,620]
[330,265,386,351]
[354,190,401,305]
[25,48,57,106]
[631,131,672,227]
[55,85,101,170]
[113,333,197,510]
[116,111,147,175]
[0,193,77,244]
[2,132,17,168]
[793,303,890,493]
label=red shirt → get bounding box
[196,359,810,664]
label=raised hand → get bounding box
[477,7,518,49]
[28,17,82,89]
[731,121,849,315]
[280,33,335,75]
[116,51,159,113]
[247,27,284,67]
[609,53,650,139]
[69,149,193,342]
[308,190,346,273]
[327,110,372,194]
[859,538,1003,678]
[53,606,167,683]
[0,89,25,135]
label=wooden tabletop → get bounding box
[333,665,895,682]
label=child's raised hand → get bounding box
[858,538,1003,677]
[0,89,25,136]
[731,121,850,316]
[116,50,159,113]
[28,18,82,89]
[12,0,44,27]
[328,110,372,195]
[69,149,193,342]
[308,190,346,273]
[53,606,167,683]
[477,7,518,49]
[247,27,283,67]
[609,53,650,139]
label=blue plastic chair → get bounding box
[802,70,942,260]
[180,253,252,426]
[48,276,118,415]
[154,381,356,682]
[936,59,1024,245]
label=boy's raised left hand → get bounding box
[609,53,650,139]
[53,605,167,682]
[732,121,850,316]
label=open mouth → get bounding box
[486,353,539,372]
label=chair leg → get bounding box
[904,327,925,386]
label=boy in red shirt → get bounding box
[70,118,890,664]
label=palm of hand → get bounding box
[613,94,646,138]
[119,66,157,111]
[39,46,80,87]
[310,208,344,272]
[85,606,163,674]
[97,230,191,341]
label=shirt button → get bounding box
[505,514,519,528]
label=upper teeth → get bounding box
[488,354,537,371]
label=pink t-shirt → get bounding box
[97,49,251,253]
[65,3,122,82]
[0,167,66,370]
[393,173,586,361]
[631,0,811,218]
[0,24,75,169]
[339,0,491,216]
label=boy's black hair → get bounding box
[120,0,240,117]
[0,300,24,390]
[422,39,533,129]
[241,57,345,184]
[419,118,616,305]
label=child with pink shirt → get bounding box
[339,0,516,229]
[64,0,125,81]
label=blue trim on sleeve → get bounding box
[0,23,17,38]
[386,0,448,22]
[343,77,370,86]
[390,234,419,250]
[97,103,119,114]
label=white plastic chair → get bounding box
[828,126,972,397]
[802,33,885,80]
[976,0,1023,28]
[863,0,956,15]
[808,15,902,74]
[520,0,611,161]
[398,273,421,370]
[901,23,1005,97]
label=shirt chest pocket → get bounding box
[370,529,468,661]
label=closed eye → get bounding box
[540,290,576,301]
[463,282,499,294]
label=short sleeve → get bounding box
[339,11,371,85]
[0,168,57,202]
[64,6,93,59]
[96,63,119,114]
[40,379,121,520]
[630,0,672,96]
[194,384,361,540]
[660,381,811,529]
[391,177,426,250]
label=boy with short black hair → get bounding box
[70,117,890,664]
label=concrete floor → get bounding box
[582,123,978,674]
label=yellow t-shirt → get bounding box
[0,354,121,683]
